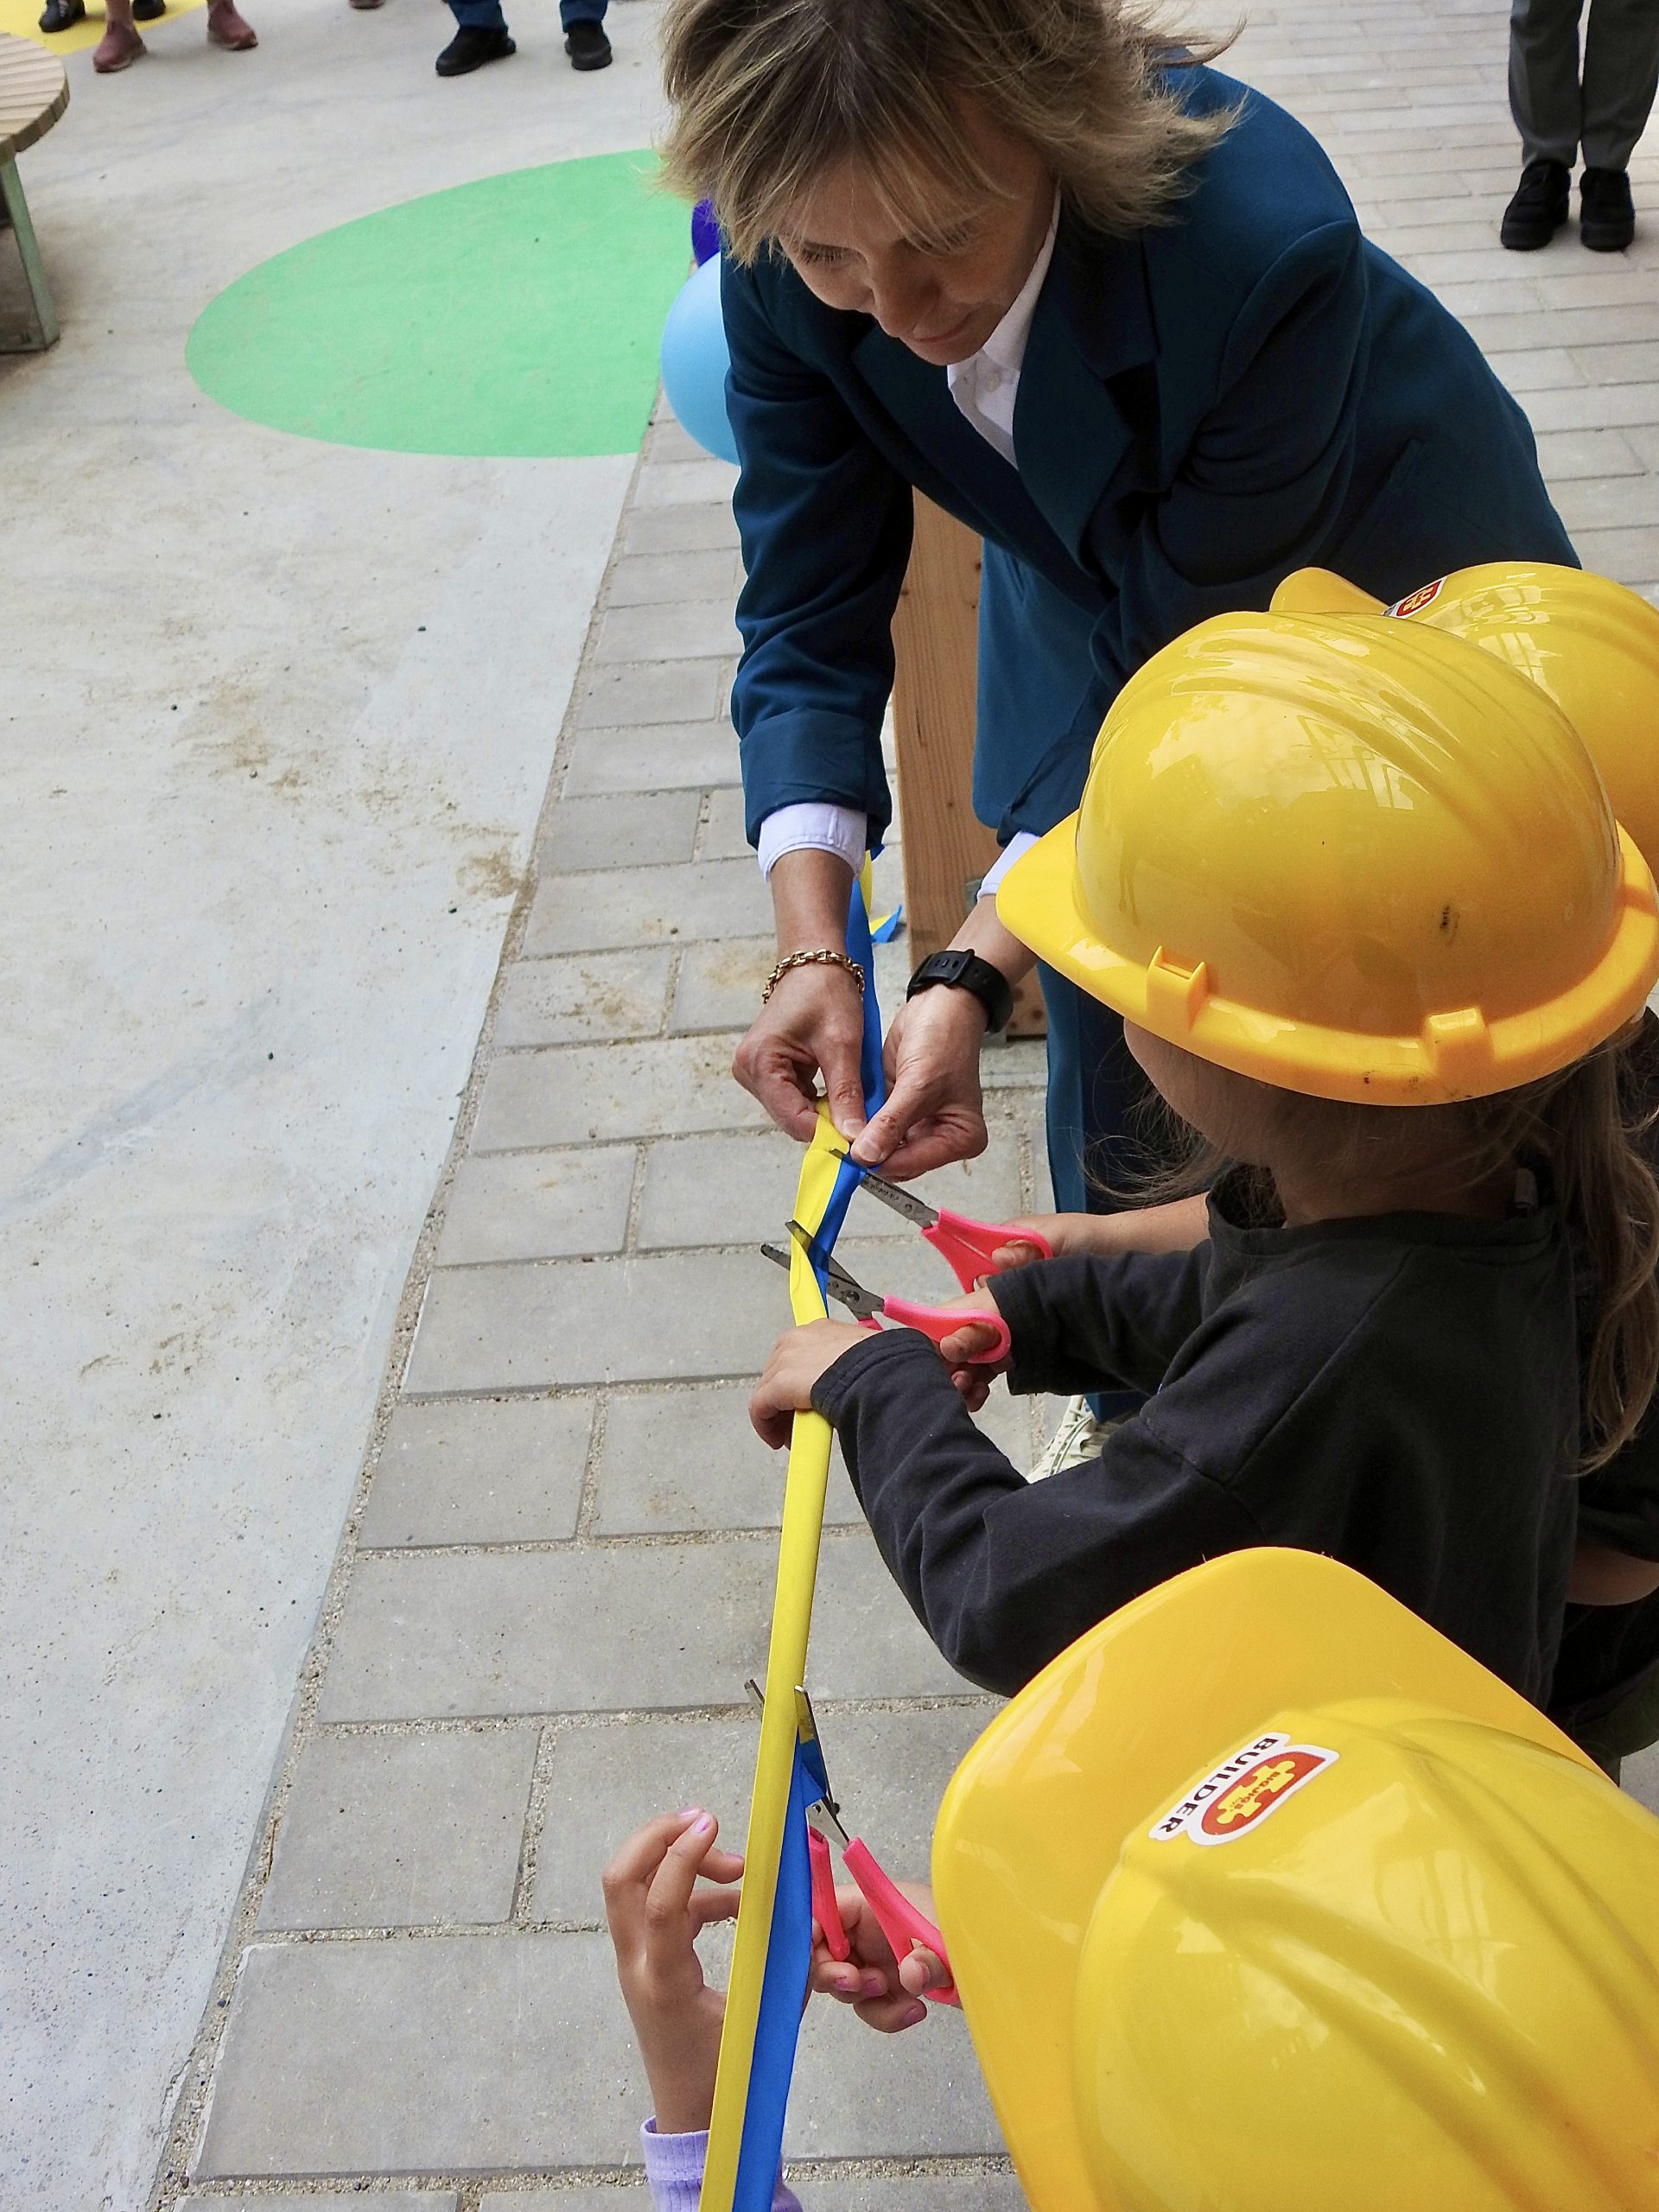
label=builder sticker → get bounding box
[1387,578,1446,618]
[1149,1734,1339,1847]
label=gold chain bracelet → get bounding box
[762,948,867,1003]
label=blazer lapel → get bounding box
[1012,210,1159,571]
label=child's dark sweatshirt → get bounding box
[813,1171,1580,1706]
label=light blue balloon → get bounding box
[659,254,738,465]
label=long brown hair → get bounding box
[1124,1036,1659,1472]
[659,0,1238,265]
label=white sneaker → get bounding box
[1029,1394,1116,1481]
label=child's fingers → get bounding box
[896,1944,949,1998]
[640,1812,726,1948]
[689,1881,744,1929]
[989,1237,1047,1270]
[937,1319,1001,1364]
[950,1366,993,1412]
[851,1987,931,2034]
[601,1809,701,1940]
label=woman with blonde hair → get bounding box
[662,0,1580,1454]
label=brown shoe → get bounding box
[92,20,146,67]
[207,0,257,44]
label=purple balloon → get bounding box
[691,199,721,267]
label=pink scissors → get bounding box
[762,1224,1012,1364]
[766,1683,957,2006]
[838,1157,1053,1287]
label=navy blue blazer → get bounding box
[722,66,1576,848]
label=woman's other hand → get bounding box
[601,1810,744,2136]
[810,1879,948,2032]
[848,988,989,1179]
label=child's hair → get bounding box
[1120,1034,1659,1472]
[659,0,1240,267]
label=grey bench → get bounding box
[0,34,68,351]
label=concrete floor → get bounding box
[1,5,666,2204]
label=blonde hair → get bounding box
[659,0,1238,265]
[1127,1040,1659,1474]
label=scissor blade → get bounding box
[760,1242,793,1274]
[785,1220,883,1322]
[849,1161,939,1230]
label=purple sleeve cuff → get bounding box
[640,2122,803,2212]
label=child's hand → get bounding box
[602,1809,744,2135]
[810,1880,948,2033]
[750,1319,871,1447]
[933,1286,1012,1410]
[988,1198,1211,1268]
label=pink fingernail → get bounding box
[861,1974,886,1998]
[678,1806,702,1821]
[693,1814,715,1834]
[904,2004,927,2028]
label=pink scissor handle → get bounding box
[842,1838,958,2005]
[808,1827,850,1961]
[880,1294,1011,1365]
[923,1211,1053,1293]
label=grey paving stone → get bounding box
[494,949,674,1048]
[670,936,775,1032]
[648,411,715,463]
[634,1131,1027,1252]
[593,1379,864,1536]
[194,1934,640,2175]
[259,1728,537,1931]
[575,658,729,731]
[632,458,741,508]
[537,791,702,874]
[190,2195,455,2211]
[470,1036,766,1153]
[789,1999,1003,2159]
[623,503,742,556]
[317,1529,964,1721]
[523,860,771,957]
[531,1703,996,1924]
[606,548,744,609]
[435,1147,637,1266]
[1626,1742,1659,1818]
[779,2179,1025,2210]
[563,720,742,797]
[479,2191,648,2210]
[597,601,742,664]
[404,1249,780,1394]
[359,1396,592,1549]
[699,784,752,860]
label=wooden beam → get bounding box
[890,494,1046,1036]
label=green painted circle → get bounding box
[186,152,690,459]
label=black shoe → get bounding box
[1581,166,1636,251]
[1500,157,1571,249]
[36,0,85,30]
[435,23,514,73]
[564,17,610,67]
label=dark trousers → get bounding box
[1510,0,1659,168]
[448,0,604,30]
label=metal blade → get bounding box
[760,1242,793,1274]
[845,1160,938,1229]
[785,1219,883,1322]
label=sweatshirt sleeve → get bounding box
[988,1247,1211,1398]
[640,2125,803,2212]
[813,1331,1261,1696]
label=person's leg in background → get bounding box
[1503,0,1583,245]
[1577,0,1659,245]
[436,0,514,77]
[561,0,611,69]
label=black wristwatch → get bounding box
[906,949,1014,1035]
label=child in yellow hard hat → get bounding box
[751,607,1659,1709]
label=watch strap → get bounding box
[906,949,1014,1035]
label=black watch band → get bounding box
[906,949,1014,1035]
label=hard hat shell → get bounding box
[1273,563,1659,874]
[996,608,1659,1103]
[931,1549,1659,2212]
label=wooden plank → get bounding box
[890,493,1046,1037]
[0,35,68,162]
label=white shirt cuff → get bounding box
[976,831,1039,898]
[757,802,868,881]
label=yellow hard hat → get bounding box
[1272,563,1659,871]
[996,608,1659,1103]
[931,1549,1659,2212]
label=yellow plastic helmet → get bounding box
[1273,562,1659,870]
[996,608,1659,1103]
[931,1549,1659,2212]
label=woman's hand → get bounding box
[849,988,989,1179]
[733,958,870,1147]
[601,1810,745,2136]
[750,1319,872,1447]
[810,1880,948,2033]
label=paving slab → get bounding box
[435,1147,638,1267]
[622,503,743,556]
[699,785,752,860]
[669,936,777,1031]
[259,1728,538,1931]
[358,1395,594,1550]
[575,657,732,733]
[524,859,772,956]
[536,792,702,874]
[531,1703,996,1925]
[632,459,741,509]
[597,601,743,664]
[561,720,743,797]
[592,1380,865,1535]
[318,1529,966,1722]
[475,2176,1025,2210]
[470,1036,767,1152]
[606,550,745,609]
[190,2195,456,2211]
[494,949,676,1048]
